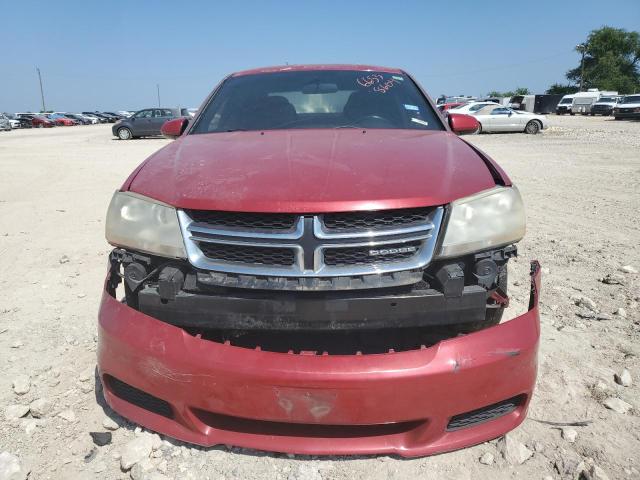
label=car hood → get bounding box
[127,129,498,213]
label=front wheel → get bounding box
[525,120,540,134]
[476,122,483,134]
[117,127,132,140]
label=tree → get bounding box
[486,87,530,97]
[546,83,579,95]
[566,26,640,93]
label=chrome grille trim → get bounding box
[177,208,443,278]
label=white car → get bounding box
[613,94,640,120]
[0,113,11,131]
[448,101,499,115]
[473,105,547,134]
[78,114,100,124]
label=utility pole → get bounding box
[36,67,46,112]
[156,84,161,107]
[576,43,586,92]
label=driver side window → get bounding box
[491,108,509,115]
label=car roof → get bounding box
[232,64,404,77]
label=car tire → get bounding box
[614,117,623,120]
[117,127,133,140]
[476,123,483,134]
[525,120,540,134]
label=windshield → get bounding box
[622,95,640,103]
[560,98,573,104]
[192,70,443,133]
[598,97,615,103]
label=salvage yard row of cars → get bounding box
[0,110,134,130]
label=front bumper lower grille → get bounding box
[178,207,444,281]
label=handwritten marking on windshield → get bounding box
[356,74,400,94]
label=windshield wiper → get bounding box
[333,125,360,129]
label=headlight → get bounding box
[438,186,525,258]
[105,191,186,258]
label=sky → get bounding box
[2,0,639,112]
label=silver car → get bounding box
[0,113,12,131]
[472,105,547,134]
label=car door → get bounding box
[485,107,510,131]
[131,109,154,135]
[150,109,174,135]
[511,110,530,130]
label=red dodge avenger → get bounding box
[99,64,540,457]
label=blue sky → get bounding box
[2,0,639,112]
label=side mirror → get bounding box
[448,113,479,135]
[161,117,189,139]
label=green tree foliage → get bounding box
[567,26,640,93]
[486,87,530,97]
[546,83,579,94]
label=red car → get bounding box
[21,115,54,128]
[100,65,540,457]
[48,115,77,126]
[437,102,467,113]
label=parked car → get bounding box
[447,101,499,115]
[82,112,110,123]
[437,102,466,113]
[100,65,539,458]
[590,96,620,116]
[103,111,126,120]
[613,94,640,120]
[78,113,101,124]
[112,108,184,139]
[64,113,92,125]
[555,94,575,115]
[473,105,547,134]
[0,113,11,131]
[117,110,133,118]
[48,113,78,126]
[17,113,54,128]
[5,113,30,128]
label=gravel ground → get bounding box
[0,116,638,479]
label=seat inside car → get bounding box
[239,95,297,130]
[343,90,403,126]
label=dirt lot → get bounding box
[0,116,638,479]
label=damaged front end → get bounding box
[105,240,517,355]
[99,242,540,456]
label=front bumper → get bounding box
[98,262,541,457]
[614,110,640,119]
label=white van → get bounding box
[555,95,575,115]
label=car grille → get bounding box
[186,210,296,231]
[321,208,431,232]
[178,207,443,288]
[324,241,423,266]
[197,243,295,266]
